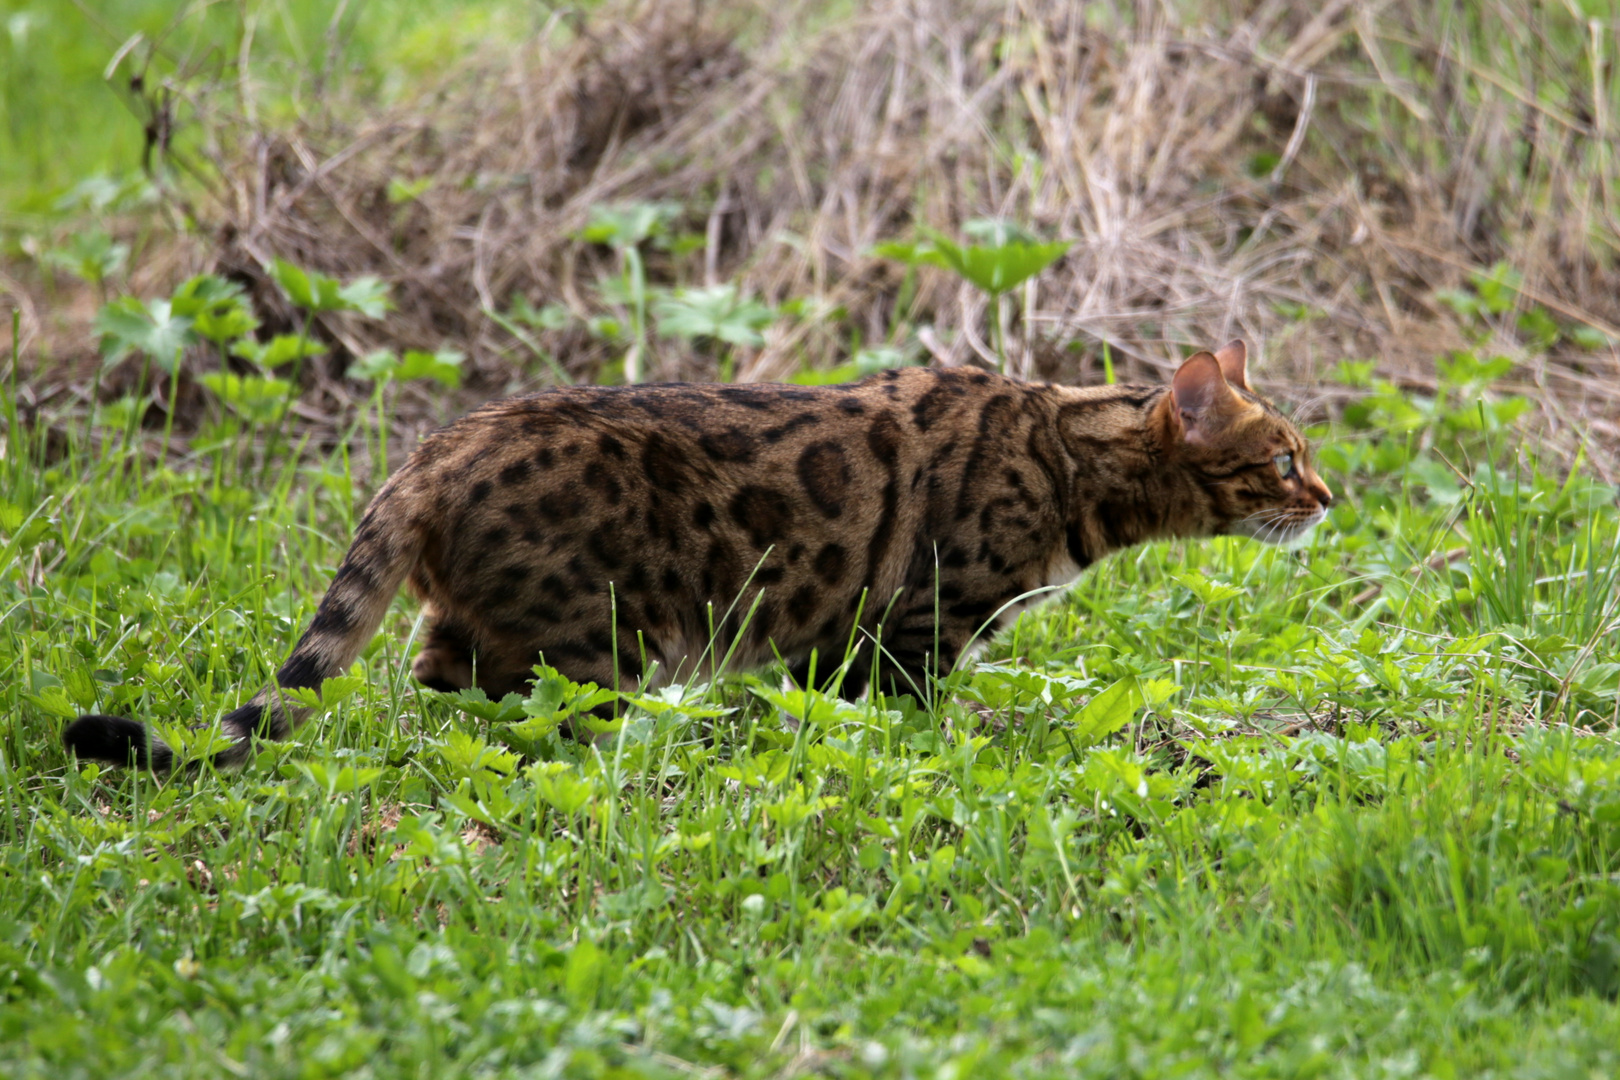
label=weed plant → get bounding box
[4,307,1620,1077]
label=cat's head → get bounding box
[1166,341,1334,544]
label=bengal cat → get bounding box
[65,341,1332,770]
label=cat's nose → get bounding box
[1314,481,1333,509]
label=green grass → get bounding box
[3,344,1619,1077]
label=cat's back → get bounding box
[404,365,1033,497]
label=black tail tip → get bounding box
[63,714,149,768]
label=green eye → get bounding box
[1273,453,1294,478]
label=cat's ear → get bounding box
[1213,339,1251,392]
[1170,351,1241,442]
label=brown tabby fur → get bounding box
[65,341,1331,770]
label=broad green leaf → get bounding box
[962,218,1040,245]
[763,785,842,829]
[170,273,244,314]
[198,373,291,422]
[1330,359,1376,388]
[1174,572,1247,606]
[437,687,528,723]
[531,761,597,815]
[715,749,794,788]
[653,284,776,347]
[1470,261,1523,315]
[386,176,433,204]
[791,362,862,385]
[269,258,392,317]
[442,784,516,829]
[586,315,624,341]
[1571,324,1612,350]
[1517,307,1560,349]
[43,230,128,285]
[1140,678,1179,710]
[285,672,366,711]
[231,334,327,368]
[789,347,912,385]
[507,295,572,331]
[854,346,914,374]
[27,686,77,719]
[94,297,193,372]
[172,274,259,344]
[269,259,317,309]
[1437,351,1512,387]
[61,665,97,709]
[54,173,152,213]
[299,762,383,794]
[497,713,564,757]
[1070,677,1144,747]
[594,275,636,306]
[397,348,464,388]
[620,686,731,719]
[148,719,237,764]
[967,664,1089,708]
[523,664,618,723]
[871,240,929,264]
[581,201,680,248]
[1434,289,1480,319]
[922,232,1072,296]
[563,939,604,1006]
[876,228,1071,297]
[1492,398,1532,425]
[347,349,400,383]
[433,729,520,780]
[337,276,393,318]
[192,305,259,345]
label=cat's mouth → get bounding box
[1231,507,1329,545]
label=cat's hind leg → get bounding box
[411,617,478,693]
[787,647,871,700]
[411,620,546,702]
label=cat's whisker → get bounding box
[1235,507,1292,541]
[1237,505,1315,546]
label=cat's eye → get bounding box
[1273,452,1294,478]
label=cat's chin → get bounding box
[1232,509,1328,546]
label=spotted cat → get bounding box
[65,341,1332,770]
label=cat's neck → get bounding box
[1053,384,1208,566]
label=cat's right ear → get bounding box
[1213,340,1251,392]
[1170,352,1240,443]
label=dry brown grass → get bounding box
[9,0,1620,471]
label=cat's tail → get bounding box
[63,479,425,772]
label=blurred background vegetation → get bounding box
[3,0,1619,470]
[0,0,531,210]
